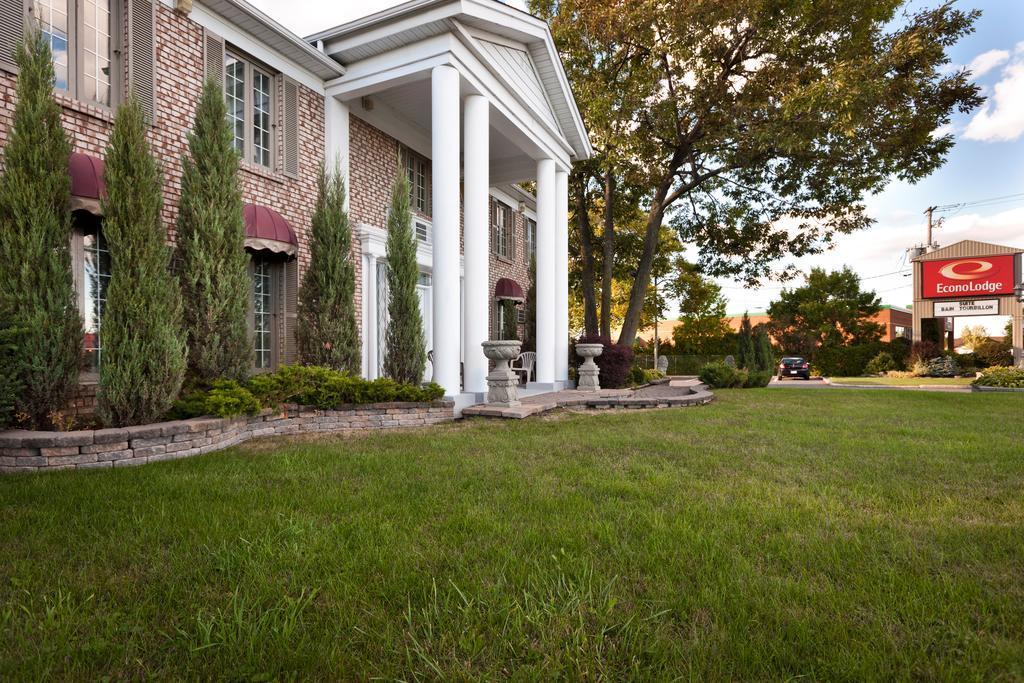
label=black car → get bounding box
[778,356,810,380]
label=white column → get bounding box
[555,168,569,384]
[463,94,489,395]
[365,255,378,379]
[325,97,349,205]
[431,65,462,396]
[534,158,556,385]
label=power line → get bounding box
[934,191,1024,214]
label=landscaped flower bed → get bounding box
[0,400,454,473]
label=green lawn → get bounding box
[829,376,976,386]
[2,390,1023,679]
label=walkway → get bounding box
[462,378,714,419]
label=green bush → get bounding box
[247,365,443,409]
[0,320,24,428]
[0,28,82,429]
[98,96,186,427]
[627,365,646,386]
[176,79,251,384]
[864,351,898,375]
[974,339,1012,368]
[744,370,772,388]
[643,368,665,383]
[813,343,880,377]
[972,367,1024,389]
[170,380,261,419]
[699,362,745,388]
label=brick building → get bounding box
[0,0,591,412]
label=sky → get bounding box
[253,0,1023,334]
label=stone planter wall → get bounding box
[0,401,454,474]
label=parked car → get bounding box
[778,356,811,380]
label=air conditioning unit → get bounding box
[413,219,430,243]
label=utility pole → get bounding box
[924,206,936,249]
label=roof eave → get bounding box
[203,0,345,79]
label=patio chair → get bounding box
[511,351,536,384]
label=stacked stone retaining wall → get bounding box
[0,401,454,474]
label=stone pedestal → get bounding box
[576,343,603,392]
[482,340,522,406]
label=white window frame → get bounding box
[225,49,277,170]
[492,201,514,261]
[249,254,281,371]
[32,0,119,108]
[405,149,431,217]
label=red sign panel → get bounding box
[922,255,1017,299]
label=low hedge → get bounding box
[972,367,1024,389]
[170,366,445,419]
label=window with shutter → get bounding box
[282,77,299,177]
[282,257,299,364]
[126,0,155,121]
[203,29,224,87]
[0,0,27,73]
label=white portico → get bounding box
[314,0,591,405]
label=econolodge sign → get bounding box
[933,299,999,317]
[921,255,1017,299]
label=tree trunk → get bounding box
[617,183,670,347]
[575,178,599,336]
[599,169,615,338]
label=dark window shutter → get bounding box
[282,77,299,178]
[280,258,299,365]
[0,0,27,72]
[203,28,225,88]
[126,0,156,122]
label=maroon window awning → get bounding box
[244,203,298,257]
[495,277,525,301]
[69,152,106,215]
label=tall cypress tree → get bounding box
[296,164,359,371]
[382,164,426,385]
[98,96,186,426]
[753,328,774,372]
[737,312,754,369]
[177,79,250,383]
[523,255,537,351]
[0,28,82,429]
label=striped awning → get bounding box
[495,277,525,301]
[69,152,106,214]
[243,203,298,257]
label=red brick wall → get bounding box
[348,115,534,341]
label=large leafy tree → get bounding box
[668,260,730,354]
[382,166,426,385]
[177,79,251,384]
[535,0,983,345]
[0,29,82,428]
[766,267,883,358]
[297,165,360,371]
[98,97,187,426]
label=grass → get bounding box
[829,376,975,386]
[2,389,1023,679]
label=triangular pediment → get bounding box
[471,34,560,131]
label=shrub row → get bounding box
[170,366,445,419]
[698,362,771,389]
[972,367,1024,389]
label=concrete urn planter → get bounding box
[482,340,522,406]
[575,343,603,392]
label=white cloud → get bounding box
[963,58,1024,142]
[966,49,1009,78]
